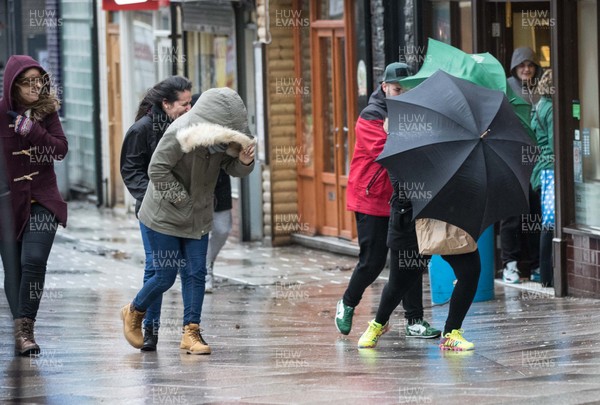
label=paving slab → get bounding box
[1,202,600,404]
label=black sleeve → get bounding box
[120,124,151,202]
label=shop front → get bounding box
[558,0,600,298]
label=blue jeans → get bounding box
[140,222,162,330]
[133,223,208,326]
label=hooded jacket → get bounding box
[138,87,255,239]
[507,47,542,107]
[530,96,554,192]
[120,104,172,216]
[346,85,393,217]
[0,55,67,241]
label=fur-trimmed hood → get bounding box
[176,121,256,157]
[138,87,255,240]
[167,87,255,156]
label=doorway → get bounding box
[313,27,353,239]
[485,1,551,72]
[106,21,124,207]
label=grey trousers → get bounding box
[206,209,233,266]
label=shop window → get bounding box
[459,1,472,53]
[318,0,343,20]
[426,1,470,51]
[575,0,600,229]
[511,5,552,68]
[299,0,313,169]
[430,2,451,44]
[190,32,237,93]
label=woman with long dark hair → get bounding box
[120,75,192,351]
[0,55,67,356]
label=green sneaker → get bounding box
[405,319,442,339]
[335,300,354,335]
[357,320,389,349]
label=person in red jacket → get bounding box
[0,55,68,356]
[336,63,440,339]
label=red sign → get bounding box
[102,0,169,11]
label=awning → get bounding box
[102,0,170,11]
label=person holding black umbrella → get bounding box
[358,71,538,351]
[335,62,440,340]
[357,176,481,351]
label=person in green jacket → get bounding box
[530,69,554,287]
[119,88,256,355]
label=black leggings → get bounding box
[0,204,58,320]
[441,251,481,334]
[343,212,424,320]
[375,249,481,335]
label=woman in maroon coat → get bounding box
[0,55,67,356]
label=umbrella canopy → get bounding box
[400,38,535,143]
[376,70,537,239]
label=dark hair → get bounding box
[12,67,60,120]
[135,76,192,121]
[191,93,201,106]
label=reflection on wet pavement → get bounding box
[1,202,600,403]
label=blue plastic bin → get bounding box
[428,225,495,305]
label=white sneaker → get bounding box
[205,262,214,293]
[502,261,520,284]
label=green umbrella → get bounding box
[400,38,535,143]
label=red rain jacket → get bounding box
[346,86,392,217]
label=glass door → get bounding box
[315,27,352,238]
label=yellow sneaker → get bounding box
[439,329,474,351]
[357,320,389,349]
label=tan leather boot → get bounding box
[180,323,211,355]
[120,303,145,348]
[14,318,40,356]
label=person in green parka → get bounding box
[530,69,555,287]
[119,88,256,355]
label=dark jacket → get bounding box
[346,86,393,217]
[0,55,68,241]
[138,88,255,239]
[120,104,172,215]
[214,169,232,212]
[386,174,418,251]
[507,47,543,108]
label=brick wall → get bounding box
[566,234,600,298]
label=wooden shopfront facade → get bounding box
[263,0,600,301]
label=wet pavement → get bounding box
[1,202,600,404]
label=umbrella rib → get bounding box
[484,139,534,184]
[397,102,479,137]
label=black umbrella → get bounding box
[376,70,537,239]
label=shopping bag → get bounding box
[415,218,477,255]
